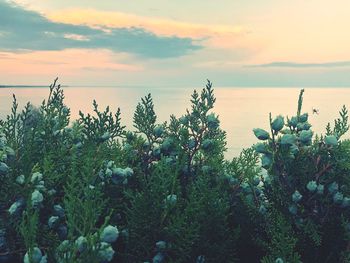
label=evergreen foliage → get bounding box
[0,79,350,262]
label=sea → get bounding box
[1,86,349,159]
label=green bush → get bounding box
[251,89,350,262]
[0,79,349,262]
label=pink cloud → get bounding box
[0,49,142,84]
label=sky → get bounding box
[1,0,350,87]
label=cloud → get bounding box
[0,49,143,85]
[0,1,201,58]
[47,9,247,39]
[47,9,254,51]
[248,61,350,68]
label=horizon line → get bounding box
[2,84,350,89]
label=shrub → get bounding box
[1,79,349,263]
[252,89,350,262]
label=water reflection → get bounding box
[0,86,349,158]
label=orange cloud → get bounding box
[47,9,248,48]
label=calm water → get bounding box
[0,86,349,159]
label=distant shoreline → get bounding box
[0,85,69,88]
[1,85,350,89]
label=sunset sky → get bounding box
[1,0,350,86]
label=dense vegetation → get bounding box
[0,79,350,263]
